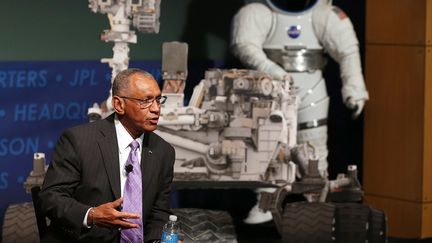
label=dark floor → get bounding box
[235,222,432,243]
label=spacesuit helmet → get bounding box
[266,0,322,12]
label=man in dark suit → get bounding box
[39,68,175,243]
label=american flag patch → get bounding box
[332,6,347,20]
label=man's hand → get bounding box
[89,197,140,229]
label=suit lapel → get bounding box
[98,115,121,199]
[141,133,156,204]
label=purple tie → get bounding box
[121,140,143,243]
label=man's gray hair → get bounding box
[112,68,155,96]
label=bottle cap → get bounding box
[169,215,177,222]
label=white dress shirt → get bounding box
[83,114,143,227]
[114,114,143,196]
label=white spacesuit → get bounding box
[231,0,369,223]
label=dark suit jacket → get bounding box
[39,114,175,242]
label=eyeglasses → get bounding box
[119,95,167,109]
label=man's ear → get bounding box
[112,96,125,114]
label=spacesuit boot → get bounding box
[243,187,276,224]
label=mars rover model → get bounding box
[154,43,387,242]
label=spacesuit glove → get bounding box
[346,98,366,119]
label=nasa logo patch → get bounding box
[287,25,301,39]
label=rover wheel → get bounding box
[368,207,387,243]
[281,202,336,243]
[171,208,237,243]
[334,203,369,243]
[2,202,39,243]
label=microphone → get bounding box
[125,164,133,173]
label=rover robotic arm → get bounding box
[88,0,161,113]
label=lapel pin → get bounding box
[148,150,152,154]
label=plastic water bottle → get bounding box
[161,215,180,243]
